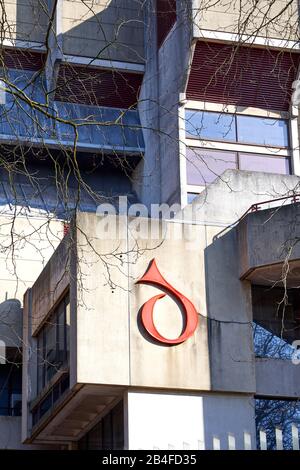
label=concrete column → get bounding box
[289,106,300,176]
[125,390,256,450]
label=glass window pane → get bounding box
[185,110,236,141]
[237,116,289,147]
[112,401,124,450]
[87,421,103,450]
[187,193,199,204]
[57,304,65,367]
[102,412,113,450]
[186,148,237,185]
[37,334,44,394]
[39,393,52,419]
[239,153,290,174]
[65,298,70,363]
[0,366,9,415]
[45,317,57,383]
[36,294,71,394]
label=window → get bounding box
[185,110,289,148]
[186,148,236,185]
[237,115,289,147]
[186,110,236,142]
[79,401,124,450]
[187,193,199,204]
[32,372,69,426]
[0,364,22,416]
[36,293,70,394]
[239,153,290,174]
[186,148,290,188]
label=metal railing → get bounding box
[214,193,300,241]
[143,424,300,450]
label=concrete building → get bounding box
[0,0,299,449]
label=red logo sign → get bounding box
[136,259,198,345]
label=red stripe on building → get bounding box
[157,0,177,48]
[55,64,143,109]
[186,41,300,111]
[2,49,46,70]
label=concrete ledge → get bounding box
[256,357,300,398]
[238,202,300,285]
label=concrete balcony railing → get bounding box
[237,202,300,286]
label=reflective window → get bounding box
[32,373,70,426]
[186,148,237,185]
[37,293,70,394]
[237,115,289,147]
[56,103,144,150]
[186,148,290,187]
[239,153,290,174]
[185,110,289,148]
[0,364,22,416]
[187,193,199,204]
[185,110,236,142]
[79,401,124,450]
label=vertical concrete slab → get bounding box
[75,212,130,386]
[126,391,204,450]
[128,218,210,390]
[202,394,257,450]
[205,225,256,393]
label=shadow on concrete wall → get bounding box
[15,0,144,63]
[204,227,255,393]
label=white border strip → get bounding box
[1,39,46,51]
[62,54,145,73]
[185,139,290,157]
[184,100,289,119]
[193,29,300,51]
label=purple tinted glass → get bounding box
[186,148,237,185]
[239,153,290,174]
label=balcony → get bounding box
[0,69,144,156]
[238,200,300,287]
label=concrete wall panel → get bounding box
[126,391,256,450]
[256,358,300,398]
[205,225,255,393]
[128,220,210,390]
[75,212,130,386]
[1,0,48,43]
[61,0,144,62]
[193,0,299,41]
